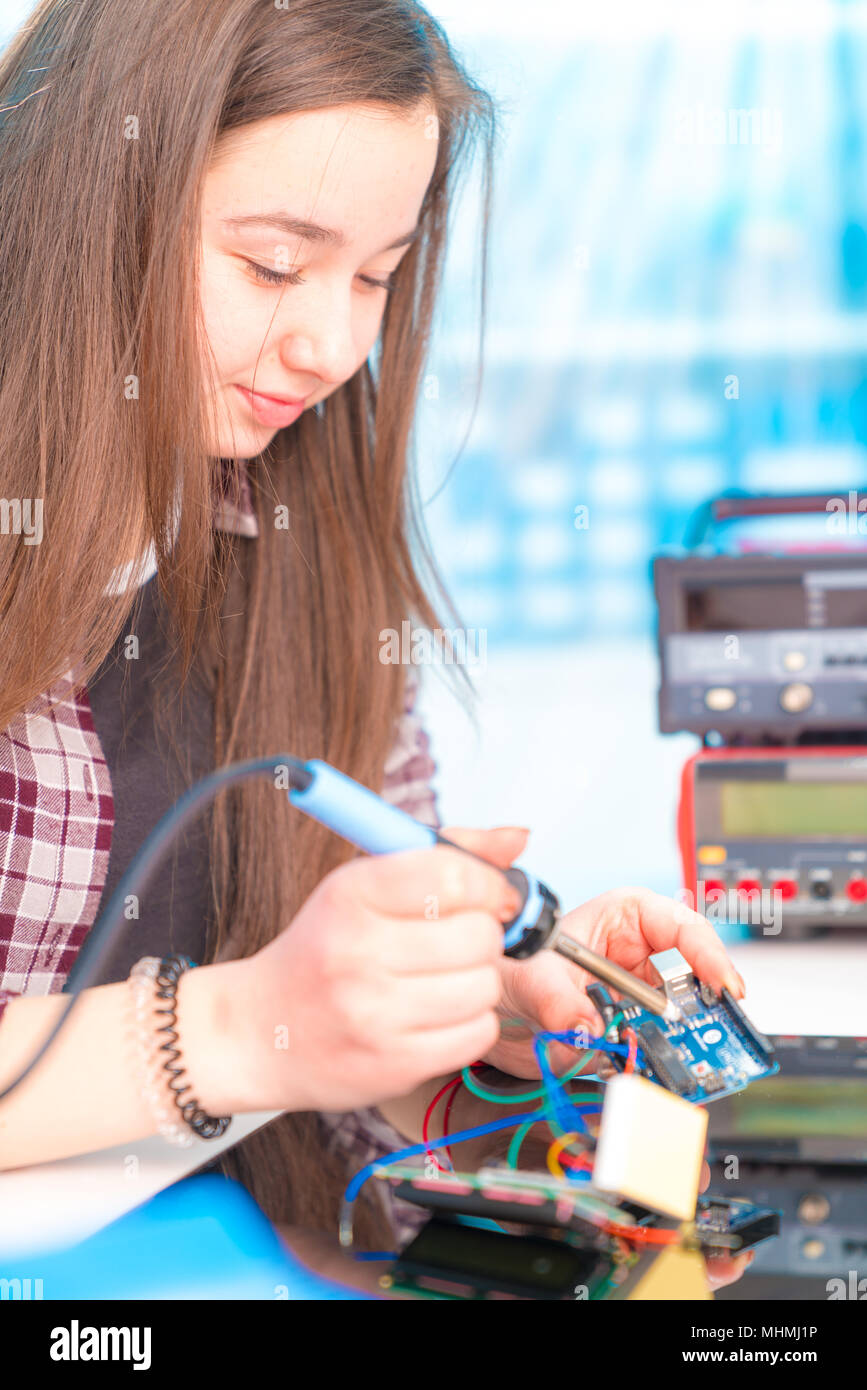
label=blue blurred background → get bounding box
[410,0,867,906]
[2,0,865,906]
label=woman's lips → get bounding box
[234,384,306,428]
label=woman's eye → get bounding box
[246,260,305,288]
[359,274,397,294]
[245,260,397,294]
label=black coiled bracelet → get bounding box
[154,954,232,1141]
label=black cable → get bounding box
[154,953,232,1139]
[0,754,311,1104]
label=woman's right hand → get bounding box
[225,838,522,1114]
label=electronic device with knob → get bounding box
[654,493,867,743]
[678,746,867,936]
[655,492,867,939]
[707,1035,867,1282]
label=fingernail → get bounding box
[499,890,524,921]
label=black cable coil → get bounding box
[154,954,232,1140]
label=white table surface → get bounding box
[0,1110,282,1259]
[725,937,866,1037]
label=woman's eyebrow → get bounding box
[220,212,420,254]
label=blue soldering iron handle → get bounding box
[288,760,559,958]
[288,759,438,854]
[498,866,560,958]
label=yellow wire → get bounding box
[546,1131,587,1179]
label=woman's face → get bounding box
[199,100,439,459]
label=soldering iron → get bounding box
[289,759,679,1021]
[0,754,676,1105]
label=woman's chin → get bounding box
[209,422,278,460]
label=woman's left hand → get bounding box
[697,1160,755,1291]
[439,827,746,1079]
[440,828,754,1294]
[493,903,753,1297]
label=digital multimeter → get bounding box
[678,746,867,936]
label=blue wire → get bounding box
[562,1167,594,1184]
[341,1026,634,1245]
[539,1028,634,1058]
[343,1108,542,1208]
[532,1029,631,1134]
[534,1034,583,1134]
[453,1214,506,1233]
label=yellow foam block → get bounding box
[592,1072,708,1221]
[627,1245,713,1300]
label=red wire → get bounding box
[442,1076,462,1148]
[421,1064,481,1173]
[422,1051,676,1246]
[623,1027,638,1074]
[422,1076,461,1173]
[559,1150,592,1172]
[603,1219,682,1245]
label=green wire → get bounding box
[505,1103,599,1168]
[462,1056,593,1105]
[468,1034,605,1168]
[506,1119,536,1168]
[505,1113,576,1167]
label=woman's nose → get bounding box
[278,285,359,388]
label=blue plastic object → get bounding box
[502,872,544,951]
[0,1175,370,1300]
[289,760,551,956]
[289,760,438,854]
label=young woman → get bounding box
[0,0,748,1285]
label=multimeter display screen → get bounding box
[719,1078,867,1138]
[686,578,867,631]
[720,781,867,837]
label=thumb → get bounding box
[440,825,530,870]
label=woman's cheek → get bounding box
[355,298,389,362]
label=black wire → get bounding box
[0,754,311,1104]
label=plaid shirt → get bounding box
[0,461,442,1241]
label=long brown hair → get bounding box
[0,0,495,1244]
